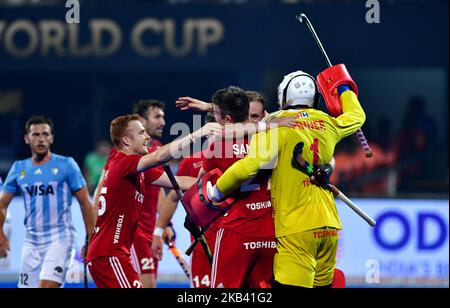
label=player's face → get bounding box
[144,107,165,138]
[212,104,226,125]
[127,120,150,155]
[248,101,264,123]
[25,124,53,156]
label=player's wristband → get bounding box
[167,222,173,228]
[338,85,351,96]
[153,227,164,237]
[257,121,267,131]
[212,184,225,200]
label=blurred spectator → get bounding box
[395,96,438,192]
[83,139,111,195]
[331,119,398,196]
[358,117,397,196]
[331,135,365,193]
[333,95,441,196]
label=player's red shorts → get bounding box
[88,255,143,288]
[131,234,158,275]
[212,228,276,288]
[190,226,217,288]
[332,268,346,288]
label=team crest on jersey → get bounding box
[52,168,59,175]
[296,112,309,119]
[19,171,26,180]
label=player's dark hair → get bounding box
[25,115,54,135]
[212,86,249,123]
[132,99,166,118]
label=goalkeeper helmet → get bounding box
[277,70,320,109]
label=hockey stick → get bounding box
[162,164,213,266]
[296,13,374,158]
[167,240,191,279]
[294,143,376,227]
[83,235,89,288]
[323,182,376,227]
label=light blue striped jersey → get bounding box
[2,154,86,246]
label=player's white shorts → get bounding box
[19,242,75,288]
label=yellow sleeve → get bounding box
[216,128,281,194]
[333,90,366,140]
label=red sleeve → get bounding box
[202,142,216,173]
[104,148,118,171]
[144,166,164,184]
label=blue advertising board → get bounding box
[2,197,448,287]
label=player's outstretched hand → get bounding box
[151,234,164,260]
[163,223,176,245]
[176,97,212,112]
[267,116,298,129]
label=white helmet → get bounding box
[277,70,318,109]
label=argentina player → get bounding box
[0,115,96,288]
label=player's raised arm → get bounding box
[175,97,213,112]
[218,116,298,141]
[151,174,196,192]
[136,122,222,173]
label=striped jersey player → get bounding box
[0,115,96,288]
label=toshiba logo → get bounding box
[243,241,276,250]
[245,201,271,210]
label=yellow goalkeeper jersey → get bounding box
[216,90,366,237]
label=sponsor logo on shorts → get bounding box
[54,266,63,277]
[243,241,276,250]
[313,229,338,238]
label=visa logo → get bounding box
[25,185,55,196]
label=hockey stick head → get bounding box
[296,13,307,23]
